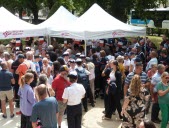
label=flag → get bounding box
[15,38,21,46]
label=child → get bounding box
[18,73,36,128]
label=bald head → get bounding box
[1,61,7,69]
[36,84,47,99]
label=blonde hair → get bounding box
[20,73,34,87]
[161,72,169,79]
[129,74,141,96]
[116,55,124,63]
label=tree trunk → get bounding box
[19,8,23,19]
[32,9,39,24]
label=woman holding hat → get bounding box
[62,71,86,128]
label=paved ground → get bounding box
[0,99,161,128]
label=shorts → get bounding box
[58,101,66,116]
[0,89,13,101]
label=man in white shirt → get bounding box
[129,52,136,72]
[86,57,95,101]
[62,71,85,128]
[146,51,158,72]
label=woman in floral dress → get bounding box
[121,75,150,128]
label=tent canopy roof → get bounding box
[38,6,77,29]
[50,4,146,39]
[0,7,45,39]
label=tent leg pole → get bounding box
[85,40,87,56]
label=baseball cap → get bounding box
[76,53,81,57]
[59,65,69,72]
[129,52,135,56]
[76,58,82,62]
[18,54,25,59]
[69,59,75,63]
[134,57,141,62]
[80,54,86,58]
[63,51,69,56]
[67,71,78,79]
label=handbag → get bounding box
[108,81,117,95]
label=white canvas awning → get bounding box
[38,6,78,34]
[49,4,146,39]
[0,7,45,39]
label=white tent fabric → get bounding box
[49,4,146,39]
[38,6,77,32]
[0,7,45,39]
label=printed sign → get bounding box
[3,30,24,37]
[112,31,125,37]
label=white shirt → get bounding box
[62,83,86,105]
[109,71,116,81]
[146,58,158,72]
[124,59,130,67]
[87,62,95,80]
[129,58,135,72]
[27,60,36,71]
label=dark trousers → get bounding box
[113,93,122,118]
[14,83,20,105]
[151,102,160,120]
[67,104,82,128]
[21,113,32,128]
[105,92,122,118]
[83,86,94,110]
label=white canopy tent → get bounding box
[0,7,45,39]
[49,3,146,39]
[38,6,78,33]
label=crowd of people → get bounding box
[0,35,169,128]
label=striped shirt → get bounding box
[125,71,148,85]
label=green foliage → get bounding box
[0,0,168,24]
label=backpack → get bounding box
[75,68,89,89]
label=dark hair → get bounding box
[53,61,61,73]
[69,77,77,83]
[111,60,119,71]
[143,120,156,128]
[57,57,65,65]
[76,61,82,66]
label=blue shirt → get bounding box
[34,62,40,75]
[151,72,161,93]
[30,97,58,128]
[18,84,36,116]
[146,58,158,72]
[0,69,13,91]
[125,71,148,85]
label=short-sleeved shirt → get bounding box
[156,82,169,104]
[17,61,30,85]
[30,97,58,128]
[18,84,36,116]
[125,71,148,86]
[151,72,161,85]
[0,69,13,91]
[52,75,71,101]
[62,83,86,106]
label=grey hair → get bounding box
[48,45,53,51]
[3,52,10,59]
[157,64,165,70]
[38,74,48,85]
[26,51,33,59]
